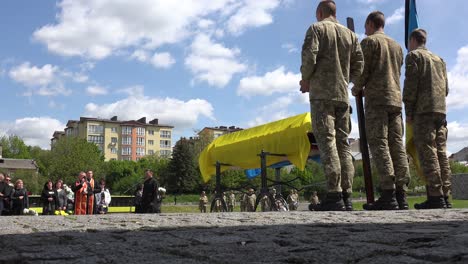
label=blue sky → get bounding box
[1,0,467,154]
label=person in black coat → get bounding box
[10,179,29,215]
[134,183,143,214]
[0,173,7,215]
[41,180,58,215]
[141,169,160,214]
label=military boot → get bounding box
[444,196,452,209]
[414,196,447,209]
[342,191,353,211]
[396,189,409,210]
[311,192,345,211]
[363,190,399,210]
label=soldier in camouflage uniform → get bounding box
[300,0,364,211]
[244,188,256,212]
[352,11,411,210]
[199,191,208,213]
[403,29,450,209]
[227,191,236,212]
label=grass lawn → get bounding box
[30,197,467,214]
[354,197,468,210]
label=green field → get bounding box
[30,197,468,214]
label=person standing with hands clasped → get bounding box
[141,169,160,214]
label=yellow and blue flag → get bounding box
[405,0,419,49]
[404,0,424,181]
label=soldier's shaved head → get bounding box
[410,28,427,45]
[366,11,385,29]
[316,1,336,18]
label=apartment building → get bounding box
[52,116,173,161]
[197,125,243,140]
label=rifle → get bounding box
[346,17,375,204]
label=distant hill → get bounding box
[450,147,468,162]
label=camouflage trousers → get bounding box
[366,106,410,191]
[311,100,354,193]
[413,113,452,196]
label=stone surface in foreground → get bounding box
[1,209,468,263]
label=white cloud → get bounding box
[185,34,247,87]
[86,85,108,96]
[9,62,72,96]
[281,43,298,53]
[151,52,175,69]
[227,0,280,35]
[131,50,175,69]
[117,85,145,97]
[447,45,468,110]
[386,6,404,25]
[61,70,88,83]
[33,0,282,60]
[9,62,57,87]
[84,88,214,131]
[198,19,214,29]
[0,117,65,149]
[237,66,301,97]
[447,121,468,153]
[349,118,360,139]
[247,96,294,127]
[246,92,308,127]
[357,0,387,4]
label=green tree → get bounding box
[101,155,170,194]
[28,146,52,176]
[167,138,200,193]
[48,137,104,184]
[0,135,32,159]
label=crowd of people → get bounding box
[0,171,111,216]
[198,188,306,213]
[0,168,167,216]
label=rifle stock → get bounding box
[346,17,374,204]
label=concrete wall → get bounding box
[452,173,468,199]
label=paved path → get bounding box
[1,209,467,263]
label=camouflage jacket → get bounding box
[301,17,364,104]
[403,47,449,116]
[353,32,403,109]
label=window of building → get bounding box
[214,132,224,138]
[122,126,132,135]
[88,124,104,134]
[136,137,145,146]
[136,127,145,136]
[160,140,171,148]
[111,148,117,154]
[111,137,118,143]
[160,150,171,157]
[111,127,117,133]
[148,150,154,155]
[122,136,132,145]
[160,130,171,138]
[110,158,117,161]
[97,145,103,152]
[122,147,131,155]
[148,140,154,145]
[122,156,132,161]
[136,147,145,156]
[148,130,154,135]
[66,128,77,136]
[88,135,104,144]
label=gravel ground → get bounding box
[1,209,467,263]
